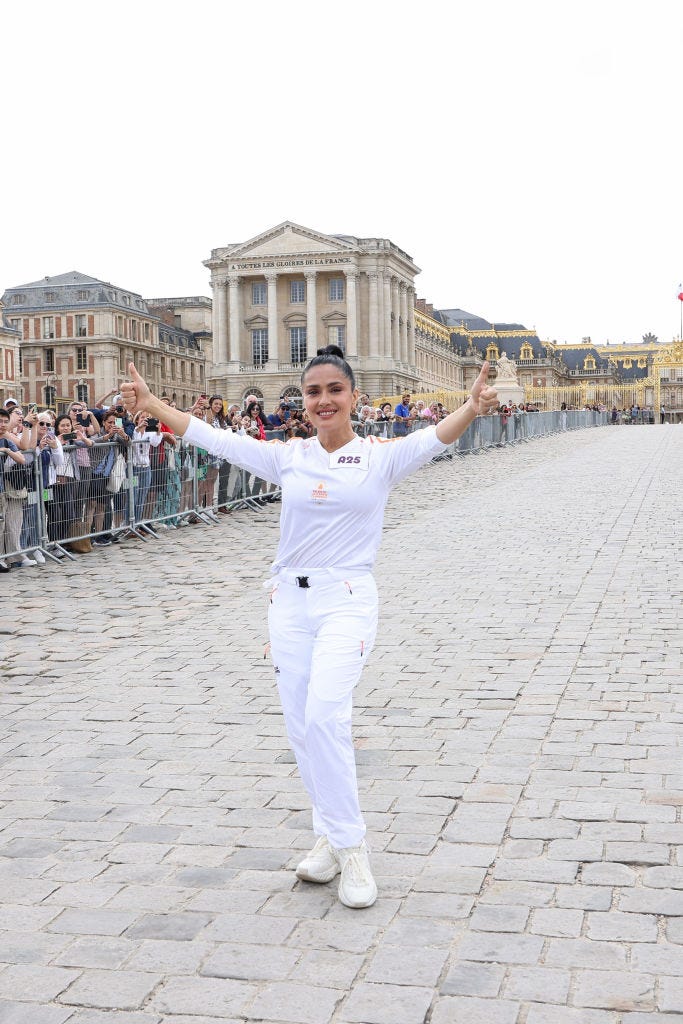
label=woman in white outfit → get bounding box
[121,347,498,908]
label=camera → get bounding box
[146,418,160,432]
[63,432,77,442]
[114,405,125,415]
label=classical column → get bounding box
[305,271,317,356]
[407,286,416,368]
[391,276,400,362]
[383,272,392,360]
[227,274,240,363]
[399,282,408,363]
[345,267,358,358]
[213,276,228,365]
[368,272,380,357]
[266,272,279,363]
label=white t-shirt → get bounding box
[183,419,447,573]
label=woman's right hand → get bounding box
[121,364,152,416]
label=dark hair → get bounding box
[55,414,73,433]
[0,408,9,420]
[246,400,265,423]
[301,345,355,390]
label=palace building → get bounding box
[0,301,22,408]
[1,272,208,412]
[204,221,463,408]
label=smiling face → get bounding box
[302,363,358,434]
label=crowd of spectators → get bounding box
[0,384,648,572]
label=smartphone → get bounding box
[29,403,38,414]
[115,418,123,428]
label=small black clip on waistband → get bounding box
[295,576,310,588]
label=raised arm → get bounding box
[436,361,498,445]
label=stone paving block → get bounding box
[201,942,300,981]
[504,965,571,1003]
[365,945,448,987]
[572,969,656,1011]
[288,949,365,989]
[58,969,161,1009]
[469,903,529,932]
[531,908,584,937]
[152,976,257,1016]
[457,930,544,964]
[586,911,658,942]
[0,1003,75,1024]
[0,964,80,1001]
[249,981,343,1023]
[202,913,297,945]
[440,962,505,997]
[124,939,213,973]
[615,887,683,916]
[545,938,627,969]
[53,936,136,969]
[339,982,434,1024]
[429,995,520,1024]
[123,912,212,941]
[525,1008,618,1023]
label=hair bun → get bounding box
[316,344,345,360]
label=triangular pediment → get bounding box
[227,222,357,259]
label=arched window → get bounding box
[486,343,499,362]
[76,384,89,404]
[584,356,596,370]
[44,385,56,407]
[520,343,533,360]
[281,385,303,410]
[242,386,264,404]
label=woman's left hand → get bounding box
[469,361,499,415]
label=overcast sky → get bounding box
[3,0,682,347]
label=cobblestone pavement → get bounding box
[1,423,682,1024]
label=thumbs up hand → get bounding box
[121,363,152,417]
[469,361,499,415]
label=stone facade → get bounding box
[0,301,22,407]
[2,273,207,413]
[204,221,455,409]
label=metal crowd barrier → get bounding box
[1,412,605,569]
[0,434,282,568]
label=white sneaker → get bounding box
[15,555,37,567]
[32,550,46,564]
[295,836,340,884]
[336,841,378,908]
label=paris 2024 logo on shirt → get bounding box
[311,481,328,503]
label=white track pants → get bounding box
[268,572,378,850]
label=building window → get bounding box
[45,348,55,372]
[76,383,88,403]
[45,291,57,302]
[486,343,499,362]
[76,346,87,371]
[171,358,176,378]
[11,294,25,305]
[75,314,87,337]
[42,316,55,339]
[520,343,533,360]
[329,278,344,302]
[584,356,596,370]
[9,318,20,333]
[290,280,305,303]
[290,327,307,365]
[252,282,267,305]
[252,328,269,364]
[77,290,89,301]
[327,325,346,351]
[131,320,138,341]
[44,385,56,407]
[144,322,150,340]
[18,347,22,373]
[161,357,166,377]
[116,315,124,336]
[122,295,131,306]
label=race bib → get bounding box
[328,450,369,471]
